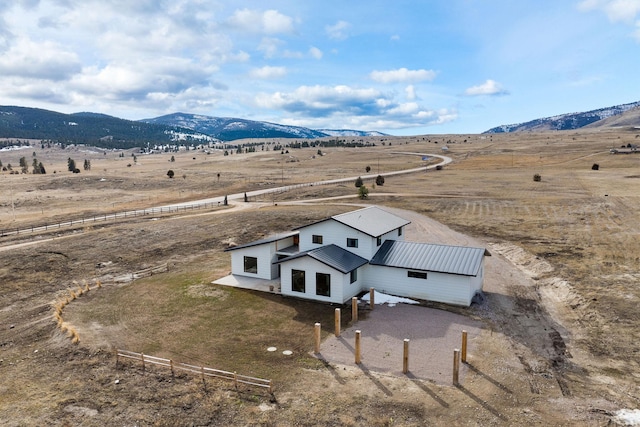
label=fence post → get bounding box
[234,371,238,389]
[453,349,460,385]
[403,339,410,374]
[355,330,361,364]
[314,322,321,354]
[334,308,341,337]
[461,330,468,363]
[141,353,146,371]
[170,359,174,376]
[369,288,375,309]
[351,297,358,322]
[115,349,119,367]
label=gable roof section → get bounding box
[276,244,368,274]
[370,240,489,276]
[224,231,298,252]
[332,206,411,237]
[294,206,410,237]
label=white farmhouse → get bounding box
[218,206,489,307]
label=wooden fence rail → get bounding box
[116,349,272,393]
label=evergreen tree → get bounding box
[84,159,91,171]
[67,158,76,172]
[355,176,363,187]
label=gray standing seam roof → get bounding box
[331,206,411,237]
[370,240,488,276]
[276,244,368,274]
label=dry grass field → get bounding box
[0,130,639,426]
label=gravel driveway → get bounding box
[317,303,482,385]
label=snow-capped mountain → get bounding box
[142,113,328,141]
[316,129,388,137]
[484,100,640,133]
[142,113,385,141]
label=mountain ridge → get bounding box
[484,100,640,133]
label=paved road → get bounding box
[0,153,451,239]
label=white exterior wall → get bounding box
[230,244,276,280]
[299,221,379,259]
[365,266,475,306]
[279,257,348,304]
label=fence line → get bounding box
[116,349,273,394]
[0,201,223,238]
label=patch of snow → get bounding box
[361,290,418,307]
[0,145,31,152]
[282,350,293,356]
[267,347,277,352]
[614,409,640,426]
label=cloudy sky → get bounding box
[1,1,638,134]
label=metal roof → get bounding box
[276,244,368,274]
[370,240,489,276]
[224,231,299,252]
[331,206,411,237]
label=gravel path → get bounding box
[318,303,482,385]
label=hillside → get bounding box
[0,106,213,149]
[484,100,640,133]
[142,113,328,141]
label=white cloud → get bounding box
[326,21,351,40]
[370,68,437,84]
[228,8,295,34]
[0,38,81,80]
[405,85,417,100]
[249,66,287,79]
[391,34,400,41]
[255,84,456,130]
[309,46,323,59]
[258,37,284,58]
[578,0,640,23]
[464,79,509,96]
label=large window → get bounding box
[243,256,258,274]
[312,235,323,244]
[316,273,331,297]
[292,269,306,293]
[350,269,357,284]
[346,238,358,248]
[408,271,427,280]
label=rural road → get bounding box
[0,153,451,239]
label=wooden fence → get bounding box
[116,349,273,394]
[0,201,222,238]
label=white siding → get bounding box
[230,244,277,280]
[299,221,379,259]
[280,257,349,304]
[364,266,475,306]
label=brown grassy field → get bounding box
[0,130,639,425]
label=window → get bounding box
[243,256,258,274]
[312,235,323,244]
[398,227,403,237]
[292,269,305,293]
[407,271,427,280]
[377,237,382,246]
[350,269,357,284]
[347,238,358,248]
[316,272,330,297]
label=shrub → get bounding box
[533,173,541,182]
[592,163,599,170]
[358,185,369,199]
[375,175,385,186]
[167,169,175,178]
[355,176,363,187]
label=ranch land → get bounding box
[0,130,639,426]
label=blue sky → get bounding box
[0,1,638,134]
